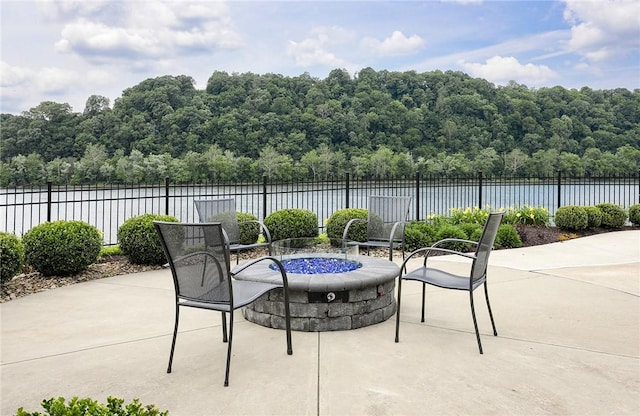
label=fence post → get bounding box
[262,175,268,221]
[47,181,52,222]
[345,172,350,209]
[557,170,562,209]
[478,171,483,209]
[415,171,420,221]
[164,177,170,215]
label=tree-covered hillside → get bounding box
[1,69,638,185]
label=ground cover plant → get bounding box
[15,396,168,416]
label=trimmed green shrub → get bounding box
[554,206,588,231]
[0,232,25,282]
[434,224,470,252]
[584,206,603,228]
[458,222,483,239]
[628,204,640,226]
[236,212,261,244]
[22,221,102,276]
[264,209,318,241]
[118,214,179,265]
[99,244,123,259]
[596,203,627,228]
[404,221,438,252]
[16,396,168,416]
[326,208,368,242]
[494,224,523,249]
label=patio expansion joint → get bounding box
[529,269,640,298]
[497,333,640,360]
[396,320,639,360]
[0,326,218,367]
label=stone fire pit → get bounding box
[233,238,400,331]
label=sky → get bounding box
[1,0,639,115]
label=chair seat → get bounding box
[402,267,486,291]
[178,280,281,311]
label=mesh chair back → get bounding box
[471,212,504,283]
[194,198,241,244]
[155,221,233,304]
[367,196,412,241]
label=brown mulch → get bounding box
[1,227,632,303]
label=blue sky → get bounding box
[1,0,638,114]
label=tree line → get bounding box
[1,69,639,186]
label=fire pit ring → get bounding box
[233,239,400,331]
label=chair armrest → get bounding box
[232,256,289,289]
[388,221,406,243]
[342,218,366,240]
[239,220,273,244]
[431,238,477,248]
[399,246,476,272]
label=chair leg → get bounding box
[394,277,403,343]
[167,305,180,373]
[469,291,483,354]
[484,282,498,336]
[221,312,228,342]
[283,289,293,355]
[420,283,426,322]
[224,310,234,387]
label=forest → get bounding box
[1,68,639,186]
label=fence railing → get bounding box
[1,172,638,245]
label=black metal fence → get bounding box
[1,172,638,245]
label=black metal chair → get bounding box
[153,221,292,386]
[342,195,412,261]
[394,212,504,354]
[194,198,272,263]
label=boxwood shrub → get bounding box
[325,208,368,242]
[264,209,318,241]
[236,212,261,244]
[118,214,179,265]
[434,224,470,251]
[404,221,438,252]
[493,224,523,249]
[584,206,603,228]
[628,204,640,226]
[554,206,588,231]
[22,221,102,276]
[0,232,25,282]
[596,203,627,228]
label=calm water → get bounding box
[2,180,638,245]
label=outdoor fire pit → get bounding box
[233,238,400,331]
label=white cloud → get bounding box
[0,61,78,106]
[287,26,353,68]
[52,1,242,62]
[361,31,426,57]
[563,0,640,61]
[460,56,558,86]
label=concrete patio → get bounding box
[1,230,639,415]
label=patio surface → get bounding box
[1,230,639,415]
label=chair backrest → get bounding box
[367,195,412,241]
[194,198,240,244]
[154,221,233,305]
[471,212,504,282]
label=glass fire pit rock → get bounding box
[270,238,361,274]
